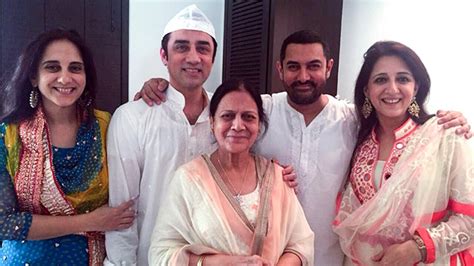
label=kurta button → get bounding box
[396,143,404,149]
[385,173,392,179]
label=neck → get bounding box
[171,83,206,125]
[376,115,409,141]
[214,149,252,169]
[42,103,78,125]
[287,94,328,126]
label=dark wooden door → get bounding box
[0,0,129,113]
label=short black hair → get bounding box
[280,30,331,63]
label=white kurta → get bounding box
[104,86,217,266]
[255,92,358,266]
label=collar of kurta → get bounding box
[166,85,212,123]
[370,117,418,143]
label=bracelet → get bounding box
[197,255,206,266]
[413,234,427,263]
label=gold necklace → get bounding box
[216,155,250,205]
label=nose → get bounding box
[297,68,310,82]
[231,116,244,131]
[186,47,200,64]
[57,70,72,84]
[386,79,399,93]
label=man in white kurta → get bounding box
[256,92,357,266]
[105,86,216,265]
[104,5,218,265]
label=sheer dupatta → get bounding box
[149,155,314,265]
[334,118,474,265]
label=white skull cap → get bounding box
[163,4,216,39]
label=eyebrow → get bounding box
[196,40,211,46]
[286,59,321,65]
[173,40,211,46]
[41,60,84,66]
[372,71,412,77]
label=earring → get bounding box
[29,88,39,108]
[408,97,420,118]
[78,91,93,108]
[362,97,373,119]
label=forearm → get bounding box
[277,252,302,266]
[188,253,199,266]
[27,213,92,240]
[417,214,474,262]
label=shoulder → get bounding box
[326,95,355,114]
[261,91,288,116]
[255,155,283,179]
[109,100,168,128]
[269,91,288,104]
[323,95,358,126]
[93,109,111,127]
[169,157,211,194]
[0,122,19,143]
[113,100,151,117]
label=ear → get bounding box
[210,116,215,130]
[276,60,284,80]
[363,86,369,97]
[325,59,334,79]
[30,77,38,88]
[160,48,168,66]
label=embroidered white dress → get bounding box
[255,92,358,266]
[334,118,474,265]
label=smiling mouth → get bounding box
[54,87,75,94]
[183,68,202,73]
[382,98,401,104]
[227,135,249,140]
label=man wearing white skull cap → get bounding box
[104,4,218,265]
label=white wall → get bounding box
[129,0,224,100]
[338,0,474,121]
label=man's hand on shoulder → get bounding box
[436,110,472,139]
[133,78,169,106]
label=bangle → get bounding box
[413,234,427,263]
[197,255,206,266]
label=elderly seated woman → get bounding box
[148,79,314,266]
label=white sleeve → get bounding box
[105,105,143,265]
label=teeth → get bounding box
[55,87,73,93]
[184,68,200,73]
[383,98,400,104]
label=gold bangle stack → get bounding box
[413,234,427,263]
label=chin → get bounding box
[223,146,250,154]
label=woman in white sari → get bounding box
[333,41,473,265]
[149,79,314,265]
